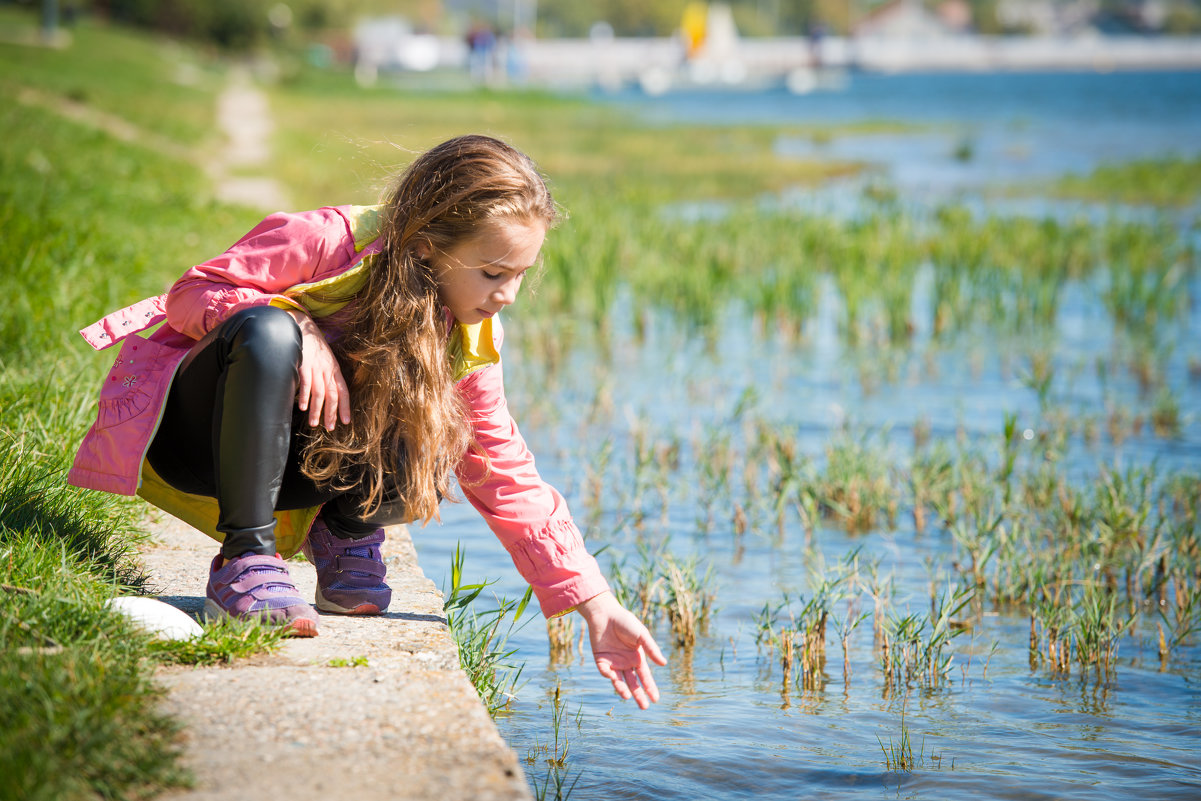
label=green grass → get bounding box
[0,7,225,146]
[1049,156,1201,207]
[266,67,862,210]
[148,617,289,666]
[443,545,533,717]
[0,90,259,371]
[0,522,188,801]
[0,19,282,798]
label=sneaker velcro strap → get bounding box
[333,555,387,578]
[230,554,289,572]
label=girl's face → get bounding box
[430,218,546,325]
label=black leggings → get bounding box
[146,306,409,558]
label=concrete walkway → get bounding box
[142,513,532,801]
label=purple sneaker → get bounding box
[301,518,391,615]
[204,552,318,637]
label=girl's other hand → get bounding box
[286,309,350,430]
[576,591,667,710]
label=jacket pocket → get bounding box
[95,335,176,429]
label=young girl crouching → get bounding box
[69,134,666,709]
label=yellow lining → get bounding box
[138,459,319,558]
[273,259,371,319]
[343,205,385,252]
[449,318,500,382]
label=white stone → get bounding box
[107,596,204,641]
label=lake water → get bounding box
[413,71,1201,800]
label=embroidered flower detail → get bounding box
[122,374,138,387]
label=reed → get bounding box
[815,432,898,534]
[1072,587,1132,676]
[661,555,716,648]
[759,592,831,691]
[443,545,533,716]
[528,684,582,801]
[950,508,1003,590]
[878,705,915,772]
[832,599,869,686]
[1158,569,1201,661]
[608,545,665,623]
[756,556,865,692]
[1150,386,1182,438]
[909,444,954,534]
[881,583,973,690]
[546,616,577,666]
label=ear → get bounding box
[413,240,432,262]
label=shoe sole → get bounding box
[314,584,386,616]
[203,598,319,637]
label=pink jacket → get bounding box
[69,206,609,618]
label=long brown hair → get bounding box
[301,135,558,523]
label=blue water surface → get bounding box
[411,71,1201,801]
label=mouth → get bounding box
[476,308,497,319]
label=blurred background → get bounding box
[12,0,1201,87]
[2,2,1199,801]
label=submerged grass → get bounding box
[1048,155,1201,207]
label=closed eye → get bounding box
[483,267,529,281]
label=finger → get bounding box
[296,365,312,412]
[640,631,668,666]
[322,373,339,430]
[636,659,661,705]
[624,669,649,710]
[308,371,326,427]
[598,660,633,701]
[334,366,351,425]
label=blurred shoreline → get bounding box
[353,31,1201,94]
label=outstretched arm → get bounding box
[576,591,667,710]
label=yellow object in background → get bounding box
[682,2,708,58]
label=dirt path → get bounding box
[208,66,288,211]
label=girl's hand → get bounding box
[286,309,350,430]
[576,591,667,710]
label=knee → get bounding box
[224,306,302,370]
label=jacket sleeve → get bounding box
[165,208,356,339]
[455,354,611,619]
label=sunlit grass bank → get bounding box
[0,13,267,799]
[0,7,224,145]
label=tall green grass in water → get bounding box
[1049,156,1201,207]
[443,545,533,717]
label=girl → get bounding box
[69,134,665,709]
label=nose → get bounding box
[491,275,521,306]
